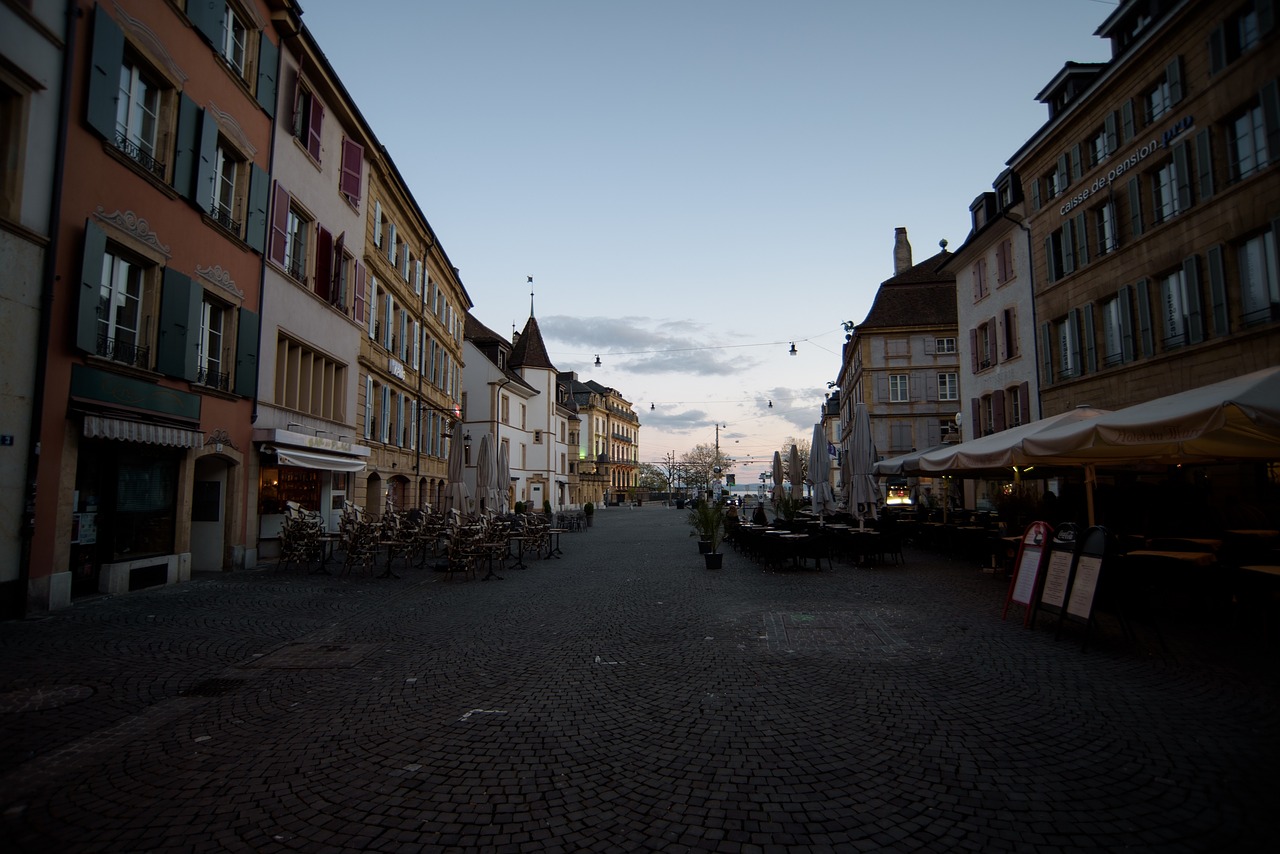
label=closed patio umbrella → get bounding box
[809,423,836,516]
[849,402,879,521]
[475,433,498,514]
[771,451,784,504]
[443,421,471,515]
[496,441,511,513]
[789,443,803,500]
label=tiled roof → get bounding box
[509,315,557,371]
[859,250,957,329]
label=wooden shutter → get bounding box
[969,329,979,372]
[1121,99,1135,142]
[1074,211,1089,266]
[993,389,1006,433]
[1128,177,1143,238]
[188,0,222,45]
[173,94,201,198]
[1040,322,1054,384]
[315,226,333,302]
[1174,140,1193,212]
[381,385,391,443]
[364,375,373,439]
[1167,56,1183,104]
[373,200,382,248]
[1207,245,1228,337]
[970,398,981,439]
[1044,236,1056,283]
[86,6,124,141]
[1208,25,1226,75]
[1062,221,1075,276]
[1118,285,1135,363]
[269,182,290,265]
[1262,80,1280,169]
[77,221,108,354]
[193,107,218,213]
[234,308,260,397]
[1135,278,1154,357]
[256,35,279,117]
[1030,178,1041,211]
[307,98,324,161]
[1082,303,1097,374]
[1018,382,1031,425]
[1066,308,1082,376]
[353,260,366,323]
[1184,255,1204,344]
[1104,112,1118,154]
[987,317,998,366]
[367,277,378,338]
[245,164,270,254]
[339,137,363,201]
[1195,129,1214,201]
[156,269,202,381]
[1070,144,1082,182]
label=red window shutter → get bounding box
[307,99,324,160]
[353,261,366,323]
[332,231,345,306]
[269,182,290,265]
[315,226,333,302]
[987,316,999,365]
[971,263,979,300]
[993,389,1007,432]
[969,329,979,372]
[340,138,363,201]
[1009,307,1019,356]
[1019,381,1031,424]
[970,398,981,439]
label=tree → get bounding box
[780,436,810,485]
[636,463,668,491]
[681,442,735,495]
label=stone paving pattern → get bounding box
[0,506,1276,852]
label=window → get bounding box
[277,336,347,421]
[935,337,956,354]
[197,297,228,390]
[210,140,247,233]
[1008,385,1024,428]
[1101,295,1126,367]
[98,248,150,368]
[1046,223,1078,282]
[1227,103,1270,182]
[1239,229,1279,325]
[888,374,909,402]
[1087,125,1109,166]
[520,404,527,429]
[975,320,995,370]
[292,85,322,161]
[1001,307,1020,360]
[981,395,995,436]
[219,4,249,75]
[1146,79,1173,123]
[115,62,164,177]
[1211,2,1268,72]
[1094,200,1117,255]
[937,372,958,401]
[1,72,29,222]
[995,239,1015,284]
[500,394,510,425]
[1159,268,1192,348]
[1152,160,1181,223]
[1057,314,1081,378]
[284,204,310,282]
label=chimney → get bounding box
[893,227,912,275]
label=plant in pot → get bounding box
[688,499,725,567]
[774,494,802,529]
[583,501,594,527]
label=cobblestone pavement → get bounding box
[1,506,1276,853]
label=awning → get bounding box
[268,446,367,472]
[83,415,203,448]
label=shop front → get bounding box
[252,428,369,560]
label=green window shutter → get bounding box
[187,0,222,46]
[1167,56,1183,105]
[1044,236,1056,283]
[1208,25,1226,75]
[1075,211,1089,266]
[193,108,218,214]
[1135,278,1154,357]
[77,221,108,354]
[1261,0,1276,37]
[1030,178,1041,211]
[1121,99,1135,142]
[1062,220,1075,276]
[1206,245,1229,337]
[1104,112,1118,155]
[1195,128,1214,200]
[1066,308,1082,376]
[1174,140,1193,211]
[1039,322,1054,385]
[1261,80,1280,168]
[256,35,279,118]
[156,269,202,381]
[1183,255,1204,344]
[86,6,124,141]
[173,94,201,197]
[1128,176,1144,238]
[1070,144,1082,182]
[234,308,260,398]
[1056,153,1069,191]
[1118,285,1135,363]
[245,164,270,253]
[1082,304,1096,374]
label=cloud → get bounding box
[539,314,752,376]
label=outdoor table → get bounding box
[312,535,342,575]
[506,534,528,569]
[377,540,409,578]
[547,528,567,558]
[1240,564,1280,578]
[1126,549,1217,567]
[1226,529,1279,538]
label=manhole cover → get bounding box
[245,642,379,669]
[0,685,94,712]
[764,611,908,653]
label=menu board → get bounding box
[1040,550,1075,609]
[1010,544,1044,606]
[1066,554,1103,618]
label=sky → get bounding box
[299,0,1115,483]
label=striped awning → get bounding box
[83,415,204,448]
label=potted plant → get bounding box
[774,494,802,528]
[583,501,594,527]
[514,501,525,514]
[688,499,725,567]
[543,499,552,515]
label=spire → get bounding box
[528,275,534,317]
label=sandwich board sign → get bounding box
[1057,526,1109,648]
[1034,523,1080,629]
[1003,521,1053,627]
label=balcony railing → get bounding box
[208,201,241,235]
[113,132,166,180]
[98,334,150,369]
[197,367,230,391]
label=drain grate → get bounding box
[179,678,245,697]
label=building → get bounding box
[355,148,470,518]
[1,0,68,616]
[836,228,958,472]
[569,378,640,504]
[1012,0,1280,416]
[251,12,373,557]
[24,0,286,611]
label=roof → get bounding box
[509,315,557,372]
[464,313,538,394]
[858,249,957,329]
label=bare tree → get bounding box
[779,436,811,484]
[680,442,735,495]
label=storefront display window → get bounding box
[258,465,320,515]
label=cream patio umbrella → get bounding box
[443,421,471,516]
[771,451,785,504]
[848,402,879,522]
[809,423,837,516]
[496,441,512,513]
[789,443,804,500]
[475,433,499,514]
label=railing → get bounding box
[114,132,166,180]
[197,367,230,391]
[208,201,241,235]
[98,334,150,369]
[287,255,307,283]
